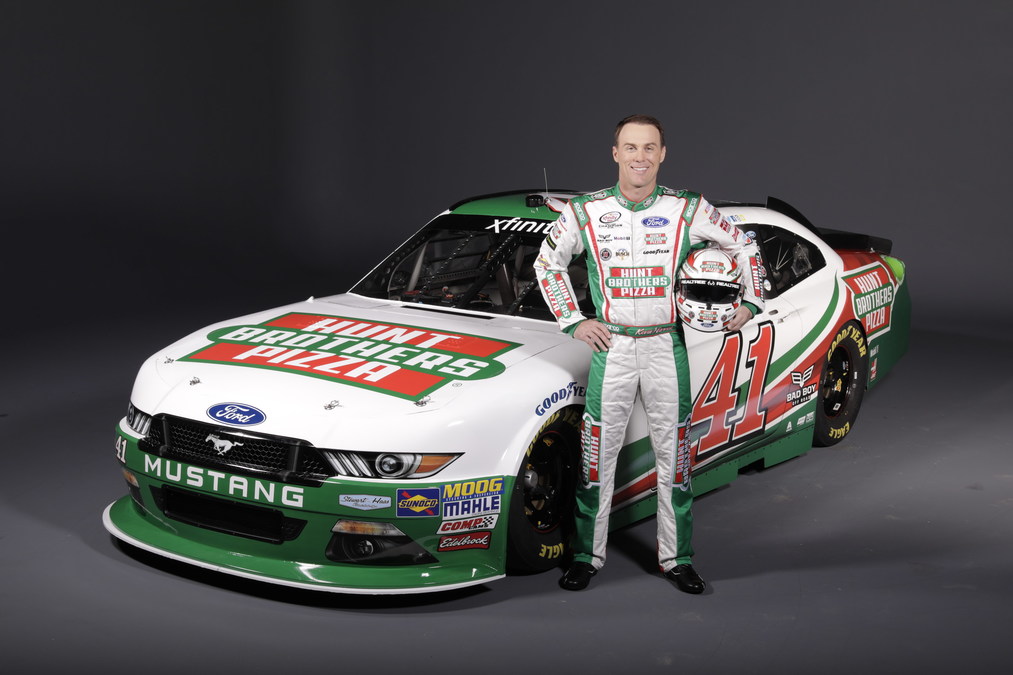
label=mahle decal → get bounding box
[181,313,520,401]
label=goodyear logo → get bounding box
[396,488,440,517]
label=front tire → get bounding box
[813,320,869,446]
[506,406,580,573]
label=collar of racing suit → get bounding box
[610,183,666,212]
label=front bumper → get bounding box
[105,424,509,594]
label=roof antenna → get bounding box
[527,169,550,207]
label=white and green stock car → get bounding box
[104,190,909,594]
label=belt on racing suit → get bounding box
[599,320,681,338]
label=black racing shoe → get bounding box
[559,562,597,591]
[664,564,706,594]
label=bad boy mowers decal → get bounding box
[181,313,520,401]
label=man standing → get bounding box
[533,114,764,593]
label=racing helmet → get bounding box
[676,247,744,332]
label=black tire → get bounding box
[813,320,869,447]
[506,406,581,573]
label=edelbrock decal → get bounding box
[206,402,266,426]
[437,531,492,552]
[182,313,520,401]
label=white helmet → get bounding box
[676,248,744,332]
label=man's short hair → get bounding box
[614,114,666,148]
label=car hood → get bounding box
[132,294,575,447]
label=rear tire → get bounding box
[813,320,869,447]
[506,406,580,573]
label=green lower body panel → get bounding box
[104,498,504,594]
[607,425,814,531]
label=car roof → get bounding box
[448,190,891,254]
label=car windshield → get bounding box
[350,213,593,321]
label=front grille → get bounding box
[151,486,306,544]
[139,415,331,486]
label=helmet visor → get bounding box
[679,279,741,304]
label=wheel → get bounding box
[506,406,580,573]
[813,320,869,446]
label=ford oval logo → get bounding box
[206,402,266,426]
[641,216,670,228]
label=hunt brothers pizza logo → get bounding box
[605,267,671,298]
[843,263,896,338]
[181,313,519,400]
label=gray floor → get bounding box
[3,327,1012,674]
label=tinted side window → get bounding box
[740,225,826,298]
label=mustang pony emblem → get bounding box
[205,433,244,455]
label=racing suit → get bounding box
[533,184,764,572]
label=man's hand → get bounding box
[573,319,612,352]
[724,306,754,332]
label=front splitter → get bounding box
[102,497,504,595]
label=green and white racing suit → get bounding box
[534,184,764,572]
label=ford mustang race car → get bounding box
[103,190,909,593]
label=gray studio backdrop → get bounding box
[3,0,1011,341]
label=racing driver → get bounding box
[533,114,764,593]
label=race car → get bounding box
[103,190,909,593]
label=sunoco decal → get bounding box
[843,263,895,338]
[181,313,520,401]
[396,488,440,517]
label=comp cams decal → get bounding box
[181,313,520,401]
[437,514,498,534]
